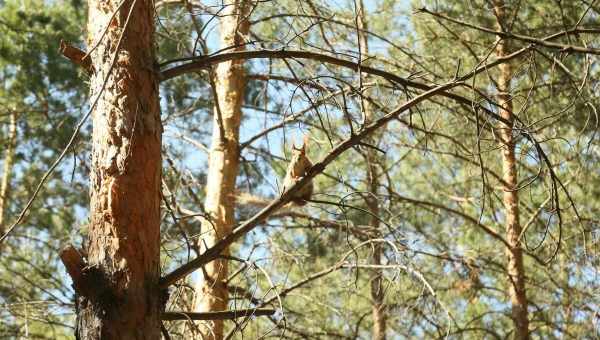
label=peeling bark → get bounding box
[191,1,250,339]
[74,0,162,338]
[493,1,529,339]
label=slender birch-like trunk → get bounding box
[191,1,249,339]
[0,112,17,233]
[493,1,529,338]
[357,1,386,338]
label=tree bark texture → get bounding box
[191,1,249,339]
[493,1,529,339]
[356,1,386,339]
[76,0,162,338]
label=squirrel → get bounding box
[282,136,314,206]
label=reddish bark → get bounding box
[74,0,163,338]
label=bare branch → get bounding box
[59,40,94,74]
[162,308,276,321]
[418,8,600,55]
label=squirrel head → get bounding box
[291,135,309,155]
[288,135,311,177]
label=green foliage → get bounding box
[0,0,87,338]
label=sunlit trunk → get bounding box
[0,112,17,234]
[76,0,162,338]
[191,1,250,339]
[493,1,529,338]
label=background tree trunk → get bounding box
[356,1,386,339]
[493,1,529,339]
[76,0,162,338]
[191,1,249,339]
[0,112,17,233]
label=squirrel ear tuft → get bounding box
[301,135,309,152]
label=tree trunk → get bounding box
[493,1,529,339]
[191,1,249,339]
[0,112,17,233]
[357,2,386,339]
[75,0,162,338]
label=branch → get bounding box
[59,40,94,74]
[159,49,412,84]
[59,245,117,302]
[240,83,353,149]
[158,48,526,128]
[159,80,462,288]
[59,245,86,294]
[390,192,509,248]
[160,20,595,110]
[162,308,276,321]
[418,8,600,55]
[247,73,330,90]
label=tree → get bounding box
[61,0,162,338]
[0,112,17,232]
[493,1,529,338]
[356,0,386,338]
[190,1,250,339]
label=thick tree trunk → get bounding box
[75,0,162,338]
[191,1,249,339]
[493,1,529,339]
[0,112,17,233]
[356,2,386,339]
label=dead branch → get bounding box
[162,308,276,321]
[59,40,94,74]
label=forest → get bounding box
[0,0,599,339]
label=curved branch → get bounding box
[159,49,412,84]
[158,48,527,128]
